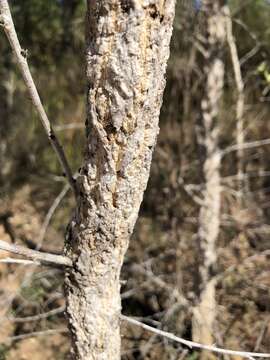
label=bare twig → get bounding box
[240,44,260,67]
[0,240,72,267]
[0,257,40,265]
[0,0,77,197]
[121,315,270,359]
[254,317,269,352]
[1,328,68,344]
[130,263,188,306]
[226,7,245,192]
[9,305,65,323]
[54,123,84,131]
[222,171,270,183]
[178,349,189,360]
[216,250,270,282]
[222,138,270,156]
[178,177,204,206]
[37,183,70,248]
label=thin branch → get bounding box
[9,305,65,323]
[0,257,40,265]
[216,250,270,283]
[0,0,77,197]
[178,177,204,206]
[222,171,270,183]
[121,315,270,359]
[1,328,67,344]
[54,123,84,131]
[130,262,188,306]
[254,317,269,352]
[178,349,189,360]
[37,183,70,248]
[240,44,260,67]
[0,240,72,267]
[16,182,73,304]
[226,7,245,190]
[221,138,270,157]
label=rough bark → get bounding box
[192,1,226,357]
[225,6,246,199]
[64,1,176,359]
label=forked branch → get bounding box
[0,0,77,197]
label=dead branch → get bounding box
[9,305,65,323]
[222,138,270,156]
[0,257,40,265]
[0,240,72,267]
[54,123,84,131]
[121,315,270,359]
[37,183,70,247]
[1,328,67,344]
[0,0,77,197]
[226,7,245,191]
[216,250,270,282]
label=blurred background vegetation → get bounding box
[0,0,269,359]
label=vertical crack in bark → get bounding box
[64,0,176,359]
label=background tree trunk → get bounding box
[64,0,176,359]
[192,1,226,358]
[225,5,246,201]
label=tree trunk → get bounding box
[192,1,226,358]
[64,0,176,359]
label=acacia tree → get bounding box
[0,0,176,359]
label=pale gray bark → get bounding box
[225,6,245,198]
[192,1,226,356]
[64,0,176,359]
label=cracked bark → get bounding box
[192,1,226,359]
[64,0,176,359]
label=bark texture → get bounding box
[225,6,245,198]
[64,1,176,359]
[192,0,226,356]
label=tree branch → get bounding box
[121,315,270,359]
[221,137,270,156]
[9,305,65,323]
[226,7,245,189]
[0,257,40,265]
[54,123,84,131]
[0,240,72,267]
[0,0,77,197]
[37,183,70,247]
[2,328,68,344]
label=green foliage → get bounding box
[185,352,199,360]
[10,0,63,67]
[21,282,46,303]
[9,0,85,67]
[0,345,8,360]
[0,0,85,190]
[229,0,270,60]
[257,61,270,83]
